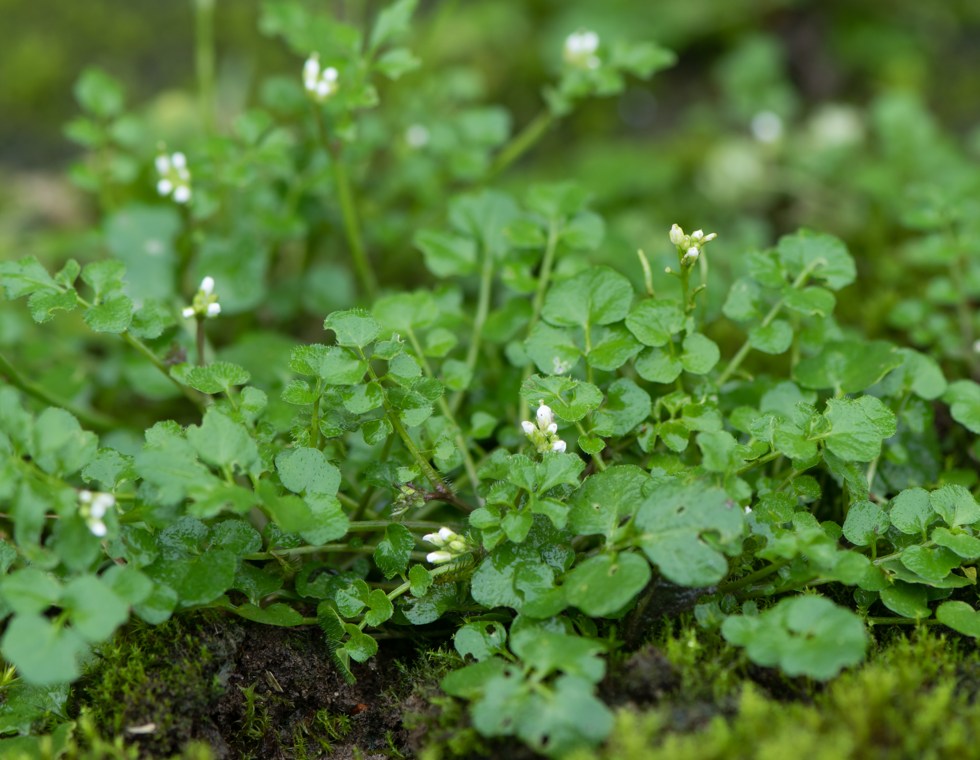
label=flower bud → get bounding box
[426,550,454,565]
[669,224,685,246]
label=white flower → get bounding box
[183,276,221,319]
[521,401,568,455]
[155,151,192,204]
[669,224,685,247]
[405,124,430,149]
[669,223,717,269]
[423,527,471,563]
[683,247,699,263]
[564,30,600,69]
[750,110,783,144]
[303,54,339,102]
[426,551,454,565]
[79,489,114,538]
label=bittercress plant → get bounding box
[1,1,979,756]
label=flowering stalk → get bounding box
[422,527,474,565]
[182,276,221,366]
[666,223,717,314]
[78,490,115,537]
[155,152,192,204]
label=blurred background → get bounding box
[2,0,979,420]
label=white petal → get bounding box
[521,420,536,435]
[89,520,108,538]
[323,67,338,82]
[78,489,93,503]
[547,423,558,435]
[171,152,187,169]
[173,185,191,204]
[155,155,170,174]
[536,404,554,429]
[157,179,173,196]
[200,276,215,295]
[182,306,196,318]
[427,551,453,565]
[206,303,221,317]
[552,440,567,453]
[438,527,456,542]
[422,532,442,546]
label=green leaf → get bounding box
[520,375,603,422]
[823,396,897,462]
[929,484,980,527]
[625,299,686,346]
[364,589,394,627]
[413,229,477,277]
[782,286,836,316]
[0,256,58,299]
[510,629,606,682]
[586,325,641,371]
[569,465,650,539]
[343,625,379,662]
[944,380,980,433]
[776,230,856,290]
[879,583,931,619]
[103,204,180,301]
[842,500,889,546]
[74,67,124,118]
[408,564,432,597]
[635,481,743,587]
[186,408,260,475]
[30,408,98,477]
[563,552,651,616]
[748,320,793,354]
[61,576,129,643]
[276,447,341,496]
[374,524,415,579]
[936,601,980,637]
[541,267,633,329]
[899,545,961,583]
[454,621,508,662]
[889,487,935,535]
[179,362,251,394]
[369,0,417,51]
[0,616,85,685]
[448,190,518,260]
[931,527,980,559]
[635,346,682,384]
[0,569,62,615]
[593,379,650,437]
[680,333,721,374]
[84,295,134,333]
[794,340,903,393]
[721,595,867,679]
[525,323,581,376]
[324,308,382,348]
[81,259,126,299]
[28,289,78,323]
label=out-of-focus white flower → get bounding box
[303,54,339,102]
[750,110,783,144]
[564,30,601,70]
[78,489,115,538]
[183,276,221,320]
[521,401,568,455]
[405,124,430,149]
[155,151,192,204]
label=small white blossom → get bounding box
[155,151,192,204]
[303,54,339,102]
[522,401,568,455]
[564,29,600,70]
[423,527,472,565]
[751,110,784,144]
[426,551,454,565]
[405,124,430,149]
[183,276,221,319]
[669,223,717,270]
[79,489,114,538]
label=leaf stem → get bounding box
[0,352,118,431]
[487,110,554,179]
[520,219,561,422]
[450,234,495,416]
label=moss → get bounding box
[572,629,980,760]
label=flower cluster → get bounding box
[521,402,567,454]
[155,152,192,204]
[563,30,601,70]
[422,527,472,565]
[303,54,339,102]
[78,490,114,537]
[181,276,221,319]
[669,224,717,268]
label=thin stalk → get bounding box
[450,236,494,415]
[404,327,481,497]
[0,352,118,431]
[193,0,216,134]
[519,219,561,421]
[866,617,936,626]
[487,110,554,179]
[313,109,377,299]
[637,249,655,297]
[195,317,207,366]
[352,434,394,521]
[716,559,790,593]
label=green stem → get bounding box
[519,219,561,421]
[487,110,555,179]
[405,327,481,498]
[0,352,118,431]
[866,617,936,626]
[575,421,606,472]
[193,0,216,134]
[450,236,494,416]
[195,317,207,366]
[716,559,790,593]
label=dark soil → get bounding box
[75,613,418,759]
